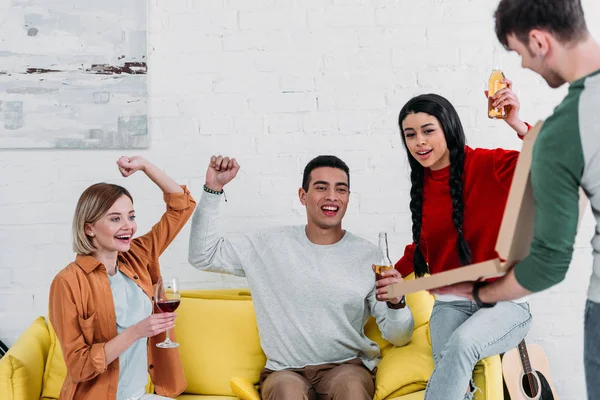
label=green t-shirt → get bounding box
[514,69,600,302]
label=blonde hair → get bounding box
[72,183,133,255]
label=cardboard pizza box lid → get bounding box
[494,120,541,265]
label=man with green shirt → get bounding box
[431,1,600,397]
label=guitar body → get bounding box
[502,343,559,400]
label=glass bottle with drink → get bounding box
[375,232,394,281]
[488,45,507,119]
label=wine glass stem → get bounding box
[165,328,171,343]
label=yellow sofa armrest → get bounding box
[473,354,503,400]
[0,355,28,400]
[230,376,261,400]
[0,317,51,400]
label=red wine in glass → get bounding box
[155,277,181,348]
[157,299,180,313]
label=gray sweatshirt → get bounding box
[188,192,414,371]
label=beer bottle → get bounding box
[375,232,394,281]
[488,46,507,119]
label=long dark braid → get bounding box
[449,146,472,266]
[409,166,429,277]
[399,93,472,276]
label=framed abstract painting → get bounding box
[0,0,148,148]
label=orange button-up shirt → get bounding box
[49,186,195,400]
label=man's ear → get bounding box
[529,29,550,57]
[298,187,307,206]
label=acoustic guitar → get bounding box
[502,340,558,400]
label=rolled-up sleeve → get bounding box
[133,185,196,261]
[368,287,414,347]
[163,185,195,211]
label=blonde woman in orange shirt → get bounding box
[49,156,195,400]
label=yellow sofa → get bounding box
[0,284,503,400]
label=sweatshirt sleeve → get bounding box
[188,192,255,277]
[367,284,414,347]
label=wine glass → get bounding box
[155,276,181,348]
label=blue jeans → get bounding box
[585,299,600,400]
[424,300,532,400]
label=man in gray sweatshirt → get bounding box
[188,154,414,400]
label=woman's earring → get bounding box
[89,233,95,237]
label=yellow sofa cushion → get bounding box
[41,318,67,399]
[473,355,503,400]
[176,292,266,396]
[403,274,434,330]
[230,376,261,400]
[0,317,51,400]
[389,390,425,400]
[0,355,27,400]
[374,325,433,400]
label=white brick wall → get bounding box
[1,0,599,397]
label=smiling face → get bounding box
[402,112,450,170]
[299,167,349,230]
[85,194,137,255]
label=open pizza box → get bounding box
[388,120,588,298]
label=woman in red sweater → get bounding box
[381,90,532,399]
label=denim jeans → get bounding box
[424,300,532,400]
[585,299,600,400]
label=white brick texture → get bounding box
[2,1,600,398]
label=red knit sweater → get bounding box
[395,146,520,277]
